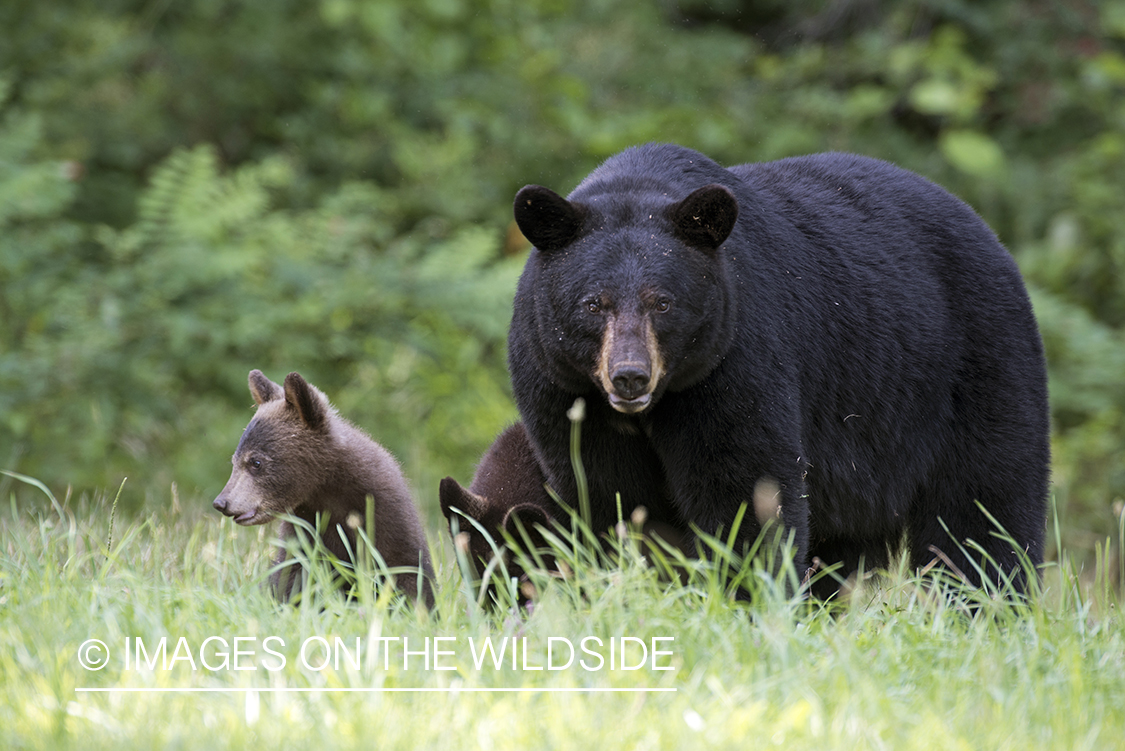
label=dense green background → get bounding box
[2,0,1123,566]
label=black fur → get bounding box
[508,143,1050,595]
[667,183,738,250]
[514,185,587,252]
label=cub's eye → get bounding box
[248,458,263,471]
[586,300,602,314]
[655,298,671,313]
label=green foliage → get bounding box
[1,0,1123,556]
[1,126,521,513]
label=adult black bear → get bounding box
[509,143,1049,595]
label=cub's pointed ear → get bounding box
[248,369,283,405]
[282,372,328,431]
[668,183,738,251]
[514,185,586,252]
[439,477,486,522]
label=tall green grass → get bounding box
[2,467,1124,750]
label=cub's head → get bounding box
[439,476,552,586]
[439,422,555,586]
[212,370,334,525]
[513,181,739,414]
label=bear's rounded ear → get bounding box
[439,477,486,521]
[500,502,551,536]
[248,369,283,405]
[514,185,586,252]
[282,372,328,431]
[668,183,738,251]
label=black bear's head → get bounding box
[513,182,740,413]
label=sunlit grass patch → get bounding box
[1,473,1124,750]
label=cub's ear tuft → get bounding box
[248,369,283,406]
[513,185,586,252]
[439,477,486,521]
[283,372,328,431]
[668,183,738,251]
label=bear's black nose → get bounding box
[213,497,227,513]
[611,366,650,399]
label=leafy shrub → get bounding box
[1,128,520,516]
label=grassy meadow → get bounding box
[2,472,1123,751]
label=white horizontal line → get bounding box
[75,687,676,693]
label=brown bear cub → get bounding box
[439,423,554,587]
[440,422,689,596]
[214,370,433,605]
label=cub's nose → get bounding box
[611,365,651,400]
[213,497,228,513]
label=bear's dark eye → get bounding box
[655,299,671,313]
[248,457,263,471]
[586,300,601,314]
